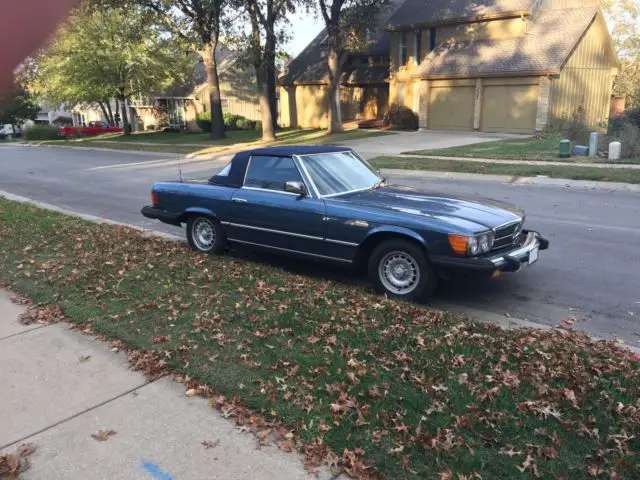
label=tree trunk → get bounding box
[265,29,278,131]
[105,101,115,125]
[97,101,110,125]
[200,42,225,140]
[257,67,276,141]
[119,97,131,135]
[327,48,344,134]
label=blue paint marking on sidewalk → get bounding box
[142,461,174,480]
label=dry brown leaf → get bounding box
[91,429,117,441]
[201,439,220,449]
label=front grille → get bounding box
[492,220,523,251]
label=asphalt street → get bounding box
[1,144,639,344]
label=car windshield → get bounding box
[297,151,382,197]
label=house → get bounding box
[132,49,263,132]
[280,0,619,134]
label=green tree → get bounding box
[133,0,234,140]
[317,0,390,133]
[613,58,640,108]
[0,86,40,127]
[27,5,192,135]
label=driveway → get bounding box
[342,130,529,159]
[0,144,639,346]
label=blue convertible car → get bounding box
[142,146,548,300]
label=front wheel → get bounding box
[186,216,226,254]
[368,240,437,301]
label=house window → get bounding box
[220,98,229,111]
[400,32,408,66]
[414,29,422,64]
[429,28,437,51]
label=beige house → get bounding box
[281,0,619,134]
[132,50,263,132]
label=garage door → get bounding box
[482,84,538,133]
[428,86,475,131]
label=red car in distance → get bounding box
[58,121,123,138]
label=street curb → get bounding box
[381,168,640,193]
[22,143,181,158]
[399,154,640,170]
[0,190,183,243]
[1,189,638,357]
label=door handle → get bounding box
[232,198,248,204]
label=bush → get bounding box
[23,124,60,140]
[605,108,640,159]
[254,120,263,132]
[609,107,640,135]
[385,104,418,130]
[236,118,257,130]
[145,124,156,131]
[223,113,243,130]
[196,112,211,132]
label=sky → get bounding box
[285,11,324,57]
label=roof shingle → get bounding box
[412,7,598,77]
[388,0,533,28]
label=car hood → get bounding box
[332,186,523,231]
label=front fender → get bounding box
[364,226,427,248]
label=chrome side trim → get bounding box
[223,222,324,241]
[227,238,353,263]
[325,238,359,247]
[241,186,299,196]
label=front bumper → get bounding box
[141,205,182,227]
[430,231,549,274]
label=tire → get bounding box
[186,215,226,254]
[368,239,437,301]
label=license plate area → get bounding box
[528,247,539,265]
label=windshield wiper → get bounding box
[373,178,387,189]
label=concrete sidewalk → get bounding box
[0,291,329,480]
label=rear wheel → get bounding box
[368,239,437,301]
[186,216,226,254]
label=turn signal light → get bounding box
[151,191,159,206]
[448,234,469,255]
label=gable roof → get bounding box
[388,0,533,29]
[280,0,404,85]
[412,6,599,78]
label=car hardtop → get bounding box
[208,145,354,188]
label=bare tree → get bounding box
[245,0,297,141]
[317,0,389,133]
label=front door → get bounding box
[226,155,327,256]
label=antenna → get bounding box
[178,156,183,183]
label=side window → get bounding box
[244,156,303,192]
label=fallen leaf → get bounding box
[91,429,117,441]
[79,355,91,363]
[185,388,198,397]
[201,439,220,449]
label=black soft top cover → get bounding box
[208,146,352,188]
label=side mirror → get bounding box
[284,181,307,197]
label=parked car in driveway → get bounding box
[142,146,549,300]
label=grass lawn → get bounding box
[26,128,393,154]
[371,156,640,184]
[1,198,638,479]
[405,135,640,165]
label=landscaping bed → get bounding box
[0,198,638,479]
[370,156,640,184]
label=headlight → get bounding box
[478,233,493,253]
[448,232,494,256]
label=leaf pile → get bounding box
[0,199,639,479]
[0,444,36,479]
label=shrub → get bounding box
[223,113,243,130]
[145,124,156,131]
[385,104,418,130]
[254,120,263,132]
[196,112,211,132]
[236,118,257,130]
[23,124,60,140]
